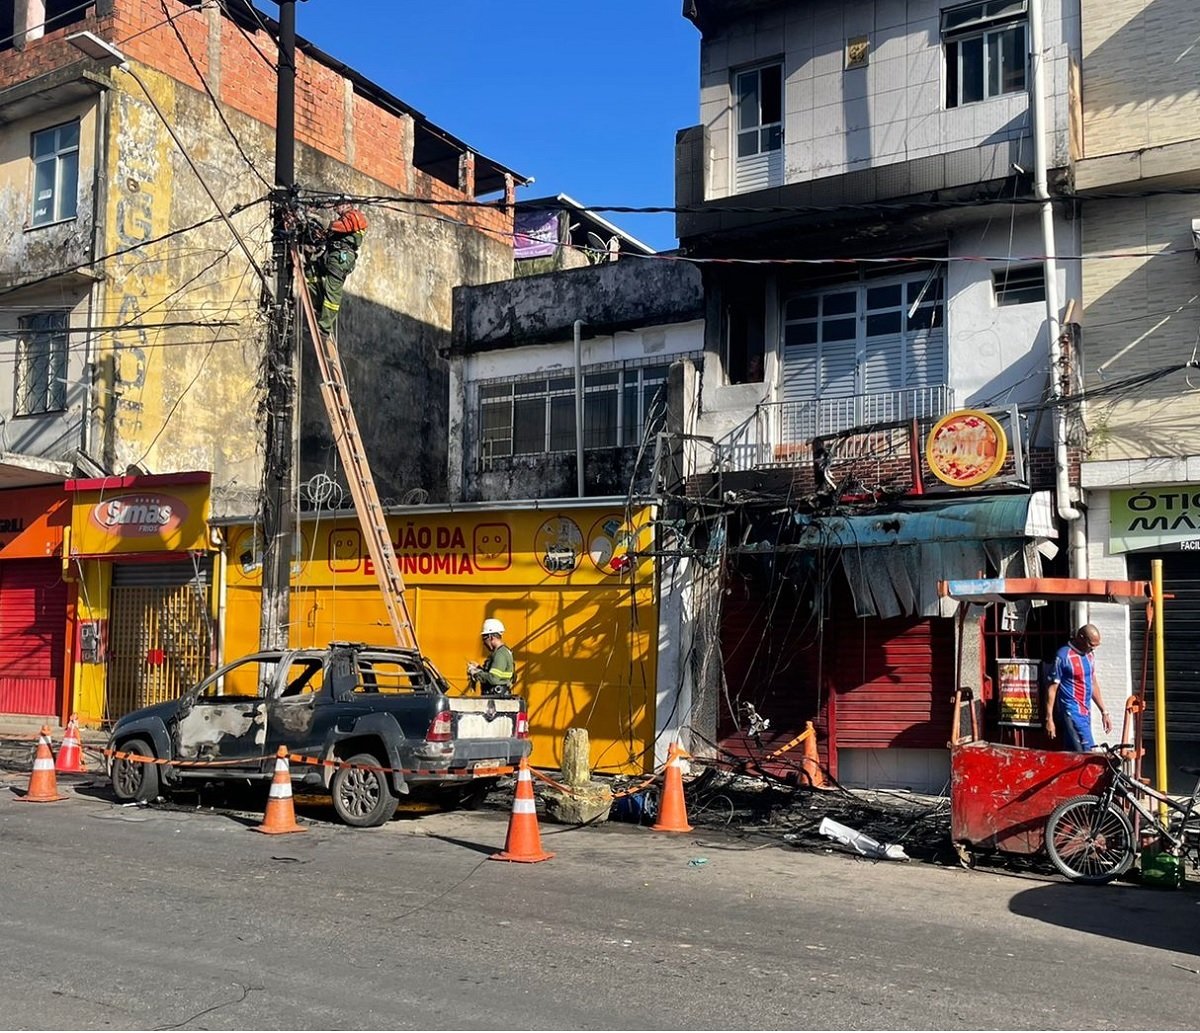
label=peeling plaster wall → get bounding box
[0,94,101,461]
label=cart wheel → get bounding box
[953,842,976,870]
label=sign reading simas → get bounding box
[1109,488,1200,554]
[89,493,189,539]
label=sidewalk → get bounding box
[0,718,108,772]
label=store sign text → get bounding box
[90,493,189,538]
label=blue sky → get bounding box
[296,1,699,252]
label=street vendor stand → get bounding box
[940,576,1157,867]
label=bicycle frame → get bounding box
[1096,751,1200,863]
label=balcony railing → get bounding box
[717,385,957,471]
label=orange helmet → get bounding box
[329,207,368,234]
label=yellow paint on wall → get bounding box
[222,506,658,773]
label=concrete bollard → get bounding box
[542,727,612,825]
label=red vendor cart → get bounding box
[940,577,1154,867]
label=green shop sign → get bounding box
[1110,488,1200,554]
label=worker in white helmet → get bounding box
[467,618,515,696]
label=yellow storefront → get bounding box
[68,473,216,727]
[220,502,658,774]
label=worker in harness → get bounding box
[467,618,515,697]
[304,206,368,337]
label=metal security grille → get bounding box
[106,560,213,722]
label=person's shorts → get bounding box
[1055,706,1095,751]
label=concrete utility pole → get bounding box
[259,0,298,651]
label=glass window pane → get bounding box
[762,124,782,153]
[57,150,78,220]
[32,160,54,224]
[548,396,576,452]
[514,379,546,396]
[999,26,1025,93]
[584,392,617,448]
[512,398,544,453]
[643,382,667,436]
[32,130,55,159]
[585,371,619,388]
[642,365,670,382]
[737,71,759,130]
[946,41,960,107]
[866,284,902,309]
[823,292,857,316]
[58,121,79,149]
[907,305,943,331]
[866,311,902,336]
[622,384,639,446]
[760,65,782,124]
[480,383,511,400]
[960,36,984,103]
[737,130,759,158]
[786,296,819,320]
[548,376,574,393]
[785,321,818,347]
[986,30,1002,97]
[822,317,857,341]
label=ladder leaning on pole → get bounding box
[290,246,418,650]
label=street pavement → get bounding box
[0,766,1197,1031]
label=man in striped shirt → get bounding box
[1045,624,1112,751]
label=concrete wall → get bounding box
[1080,194,1200,461]
[0,0,515,515]
[697,0,1076,198]
[1080,0,1200,160]
[0,92,101,461]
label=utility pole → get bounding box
[259,0,297,651]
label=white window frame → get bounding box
[733,62,783,193]
[992,265,1046,306]
[31,120,80,226]
[478,361,676,463]
[942,0,1028,109]
[15,311,69,416]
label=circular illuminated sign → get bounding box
[925,410,1008,487]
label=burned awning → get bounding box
[788,491,1058,619]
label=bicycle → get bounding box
[1043,743,1200,884]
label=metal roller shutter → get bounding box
[1128,553,1200,741]
[830,615,955,749]
[0,559,68,716]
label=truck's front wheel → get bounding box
[331,752,398,827]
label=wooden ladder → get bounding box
[291,246,417,649]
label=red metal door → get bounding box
[0,559,68,716]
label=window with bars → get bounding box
[943,0,1028,109]
[31,120,80,226]
[15,312,68,416]
[479,364,671,461]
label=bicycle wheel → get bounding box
[1044,794,1136,884]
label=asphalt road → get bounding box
[1,771,1197,1030]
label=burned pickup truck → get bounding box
[107,642,531,826]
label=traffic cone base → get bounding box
[254,746,306,835]
[490,756,553,863]
[652,742,693,833]
[18,726,66,803]
[55,714,87,774]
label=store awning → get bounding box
[940,577,1151,606]
[791,492,1058,619]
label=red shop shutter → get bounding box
[0,560,68,716]
[830,615,955,749]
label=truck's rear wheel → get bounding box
[331,752,398,827]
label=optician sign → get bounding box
[1109,487,1200,553]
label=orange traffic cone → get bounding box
[55,713,87,773]
[800,721,826,789]
[652,742,693,833]
[490,755,554,863]
[253,746,306,835]
[18,726,66,803]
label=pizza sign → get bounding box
[925,410,1008,487]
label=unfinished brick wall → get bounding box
[0,0,514,241]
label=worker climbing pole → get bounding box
[303,206,369,338]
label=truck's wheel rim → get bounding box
[340,770,380,817]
